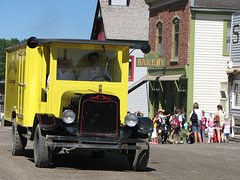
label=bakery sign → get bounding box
[136,50,166,67]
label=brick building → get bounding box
[145,0,240,119]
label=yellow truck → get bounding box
[4,37,152,170]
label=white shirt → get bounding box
[78,66,112,81]
[189,109,203,121]
[57,69,75,80]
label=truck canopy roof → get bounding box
[6,38,136,50]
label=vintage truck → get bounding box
[4,37,152,170]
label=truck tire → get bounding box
[128,143,149,171]
[11,119,27,156]
[34,124,51,167]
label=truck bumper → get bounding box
[46,135,149,150]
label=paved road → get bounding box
[0,126,240,180]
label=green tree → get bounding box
[0,38,20,80]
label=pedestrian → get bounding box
[189,102,203,143]
[134,110,144,117]
[201,110,207,143]
[157,109,171,144]
[223,115,231,143]
[214,104,225,143]
[186,123,194,144]
[207,120,215,143]
[169,109,184,144]
[151,113,159,144]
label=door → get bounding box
[17,49,26,120]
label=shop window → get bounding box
[232,81,240,108]
[223,20,231,56]
[129,56,134,81]
[156,21,163,56]
[172,17,179,61]
[109,0,130,6]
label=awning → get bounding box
[128,74,185,94]
[226,68,240,74]
[159,74,185,81]
[128,75,158,94]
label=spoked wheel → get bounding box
[128,142,149,171]
[11,119,27,156]
[34,124,52,167]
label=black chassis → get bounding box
[30,113,153,152]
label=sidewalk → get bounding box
[229,134,240,142]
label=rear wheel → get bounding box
[34,124,52,167]
[11,119,27,156]
[128,142,149,171]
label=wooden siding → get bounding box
[128,49,148,116]
[231,12,240,63]
[193,13,230,113]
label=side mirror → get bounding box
[27,37,39,48]
[140,43,151,54]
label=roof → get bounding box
[92,0,149,41]
[6,38,136,50]
[192,0,240,10]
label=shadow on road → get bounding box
[23,148,155,172]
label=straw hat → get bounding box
[158,109,165,112]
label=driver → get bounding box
[78,52,112,81]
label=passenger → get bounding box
[78,52,112,81]
[189,102,203,143]
[57,58,75,80]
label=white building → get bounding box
[91,0,150,116]
[227,12,240,135]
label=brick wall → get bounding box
[148,0,191,67]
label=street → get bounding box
[0,126,240,180]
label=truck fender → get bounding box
[30,113,60,140]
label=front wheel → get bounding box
[34,124,52,167]
[128,142,149,171]
[11,119,27,156]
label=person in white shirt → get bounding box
[189,102,203,143]
[169,109,184,144]
[57,58,75,80]
[78,52,112,82]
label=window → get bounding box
[156,21,163,56]
[109,0,130,6]
[232,80,240,108]
[56,48,121,82]
[223,20,231,56]
[172,17,179,60]
[129,56,134,81]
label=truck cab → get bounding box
[4,37,152,170]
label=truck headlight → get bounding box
[62,109,76,124]
[125,113,138,127]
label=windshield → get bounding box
[56,48,121,82]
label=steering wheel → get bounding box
[91,75,111,82]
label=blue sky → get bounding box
[0,0,98,40]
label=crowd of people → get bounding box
[147,102,232,144]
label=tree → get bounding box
[0,38,20,80]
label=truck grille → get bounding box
[79,94,119,136]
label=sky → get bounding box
[0,0,98,41]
